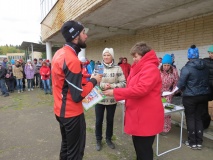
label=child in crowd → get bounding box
[40,61,52,94]
[5,65,15,92]
[25,59,35,91]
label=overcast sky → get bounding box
[0,0,41,46]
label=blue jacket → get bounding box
[177,59,210,96]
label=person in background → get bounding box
[38,58,43,89]
[170,53,176,68]
[2,58,8,69]
[103,42,164,160]
[119,57,131,80]
[117,57,123,66]
[79,57,92,86]
[13,60,24,93]
[45,59,51,69]
[95,48,126,151]
[19,59,26,91]
[178,45,210,150]
[90,59,95,71]
[40,61,51,94]
[33,58,39,88]
[160,54,179,135]
[25,59,35,91]
[51,20,102,160]
[5,65,15,93]
[0,62,9,97]
[202,45,213,129]
[10,59,16,89]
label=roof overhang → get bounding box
[43,0,213,44]
[20,41,60,52]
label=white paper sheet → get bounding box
[162,86,179,96]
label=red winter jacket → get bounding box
[40,65,51,80]
[51,43,97,118]
[114,50,164,136]
[119,61,131,80]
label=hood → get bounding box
[131,50,159,75]
[186,59,205,70]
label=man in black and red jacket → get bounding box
[52,20,102,160]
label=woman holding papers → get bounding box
[160,54,179,135]
[103,42,164,160]
[95,48,126,151]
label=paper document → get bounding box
[162,86,179,96]
[82,86,106,111]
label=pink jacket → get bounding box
[114,50,164,136]
[160,67,179,103]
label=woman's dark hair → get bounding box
[191,45,196,49]
[160,64,173,73]
[130,42,151,56]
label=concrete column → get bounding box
[31,44,34,61]
[46,41,52,61]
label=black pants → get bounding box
[132,135,155,160]
[6,79,15,91]
[55,113,86,160]
[95,103,116,141]
[182,95,209,145]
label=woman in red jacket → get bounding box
[40,61,52,94]
[119,57,131,80]
[103,42,164,160]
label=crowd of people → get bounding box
[1,19,213,160]
[0,57,52,97]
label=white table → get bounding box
[156,103,184,156]
[118,101,185,156]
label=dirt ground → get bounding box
[0,89,212,160]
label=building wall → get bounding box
[6,53,25,61]
[86,13,213,73]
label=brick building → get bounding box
[40,0,213,72]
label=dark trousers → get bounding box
[0,79,9,94]
[95,103,117,141]
[22,78,26,90]
[182,95,209,145]
[55,113,86,160]
[6,79,15,91]
[132,135,155,160]
[27,79,33,89]
[33,73,41,87]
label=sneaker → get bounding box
[28,89,30,91]
[96,140,102,151]
[106,139,115,149]
[197,144,202,150]
[183,140,197,150]
[31,88,33,91]
[18,90,20,93]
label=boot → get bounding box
[106,139,115,149]
[96,140,102,151]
